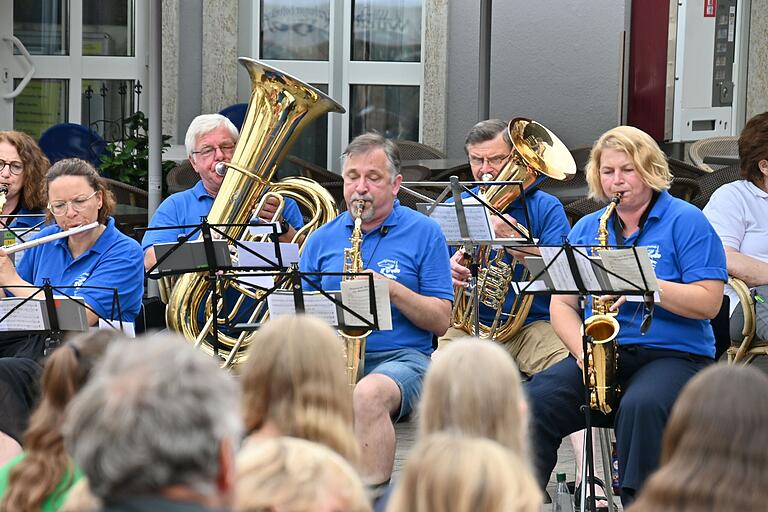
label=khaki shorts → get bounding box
[437,320,569,376]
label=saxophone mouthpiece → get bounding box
[215,162,227,176]
[0,185,8,194]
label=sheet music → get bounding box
[539,246,578,291]
[418,203,494,244]
[98,319,136,337]
[237,241,300,268]
[0,298,47,331]
[267,290,339,325]
[510,280,549,294]
[600,248,660,293]
[340,280,392,330]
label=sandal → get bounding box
[574,476,615,512]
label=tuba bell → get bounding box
[452,118,576,342]
[165,58,344,368]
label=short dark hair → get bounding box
[464,119,512,155]
[738,111,768,186]
[46,158,115,224]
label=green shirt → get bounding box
[0,452,84,511]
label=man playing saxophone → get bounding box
[524,126,727,507]
[300,133,453,490]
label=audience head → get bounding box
[737,111,768,189]
[0,130,49,211]
[45,158,115,225]
[63,335,242,506]
[464,119,513,181]
[419,338,528,455]
[234,437,371,512]
[240,314,358,463]
[184,113,239,196]
[1,330,120,512]
[386,434,541,512]
[586,125,672,202]
[628,364,768,511]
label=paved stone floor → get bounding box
[393,420,623,511]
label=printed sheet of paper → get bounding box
[599,248,660,293]
[510,280,549,294]
[236,241,300,290]
[418,203,494,244]
[340,280,392,331]
[0,298,46,331]
[267,290,339,326]
[98,319,136,338]
[538,247,605,292]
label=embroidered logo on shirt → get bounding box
[73,272,90,288]
[646,245,661,269]
[377,259,400,280]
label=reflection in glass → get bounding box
[82,0,134,56]
[349,85,419,141]
[352,0,421,62]
[13,0,69,55]
[81,79,136,142]
[261,0,330,60]
[279,84,329,178]
[13,79,68,139]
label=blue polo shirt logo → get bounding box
[377,258,400,280]
[73,272,90,288]
[646,245,661,269]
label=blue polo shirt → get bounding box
[300,201,454,355]
[141,180,305,251]
[15,217,144,323]
[569,191,727,358]
[449,187,570,324]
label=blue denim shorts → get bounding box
[363,348,431,422]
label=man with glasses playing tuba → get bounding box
[141,113,305,271]
[444,119,571,376]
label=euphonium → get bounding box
[582,194,621,414]
[452,118,576,341]
[341,200,368,386]
[165,58,344,367]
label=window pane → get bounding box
[279,84,329,178]
[352,0,421,62]
[82,79,136,142]
[82,0,134,56]
[13,79,69,139]
[349,85,419,140]
[261,0,330,60]
[13,0,69,55]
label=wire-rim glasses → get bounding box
[48,191,99,216]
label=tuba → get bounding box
[582,194,621,414]
[452,118,575,341]
[165,58,344,368]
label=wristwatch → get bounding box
[279,219,290,234]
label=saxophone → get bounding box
[341,200,368,386]
[582,194,621,414]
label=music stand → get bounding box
[513,242,659,512]
[0,214,47,264]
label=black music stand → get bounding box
[0,214,47,263]
[514,242,658,512]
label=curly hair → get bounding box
[0,130,49,210]
[45,158,115,224]
[737,111,768,186]
[0,331,120,512]
[240,315,359,464]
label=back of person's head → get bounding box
[184,113,239,157]
[63,335,242,502]
[240,314,358,463]
[737,111,768,186]
[419,338,528,455]
[628,364,768,512]
[234,436,371,512]
[386,434,541,512]
[1,330,120,512]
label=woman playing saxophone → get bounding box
[523,126,728,507]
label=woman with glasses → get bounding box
[0,158,143,360]
[524,126,727,508]
[0,131,49,229]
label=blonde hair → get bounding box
[234,437,371,512]
[386,434,541,512]
[585,125,672,202]
[240,314,359,463]
[419,338,528,456]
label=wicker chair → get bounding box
[394,140,446,160]
[166,160,199,194]
[689,136,739,173]
[285,155,345,211]
[727,277,768,372]
[104,178,147,208]
[691,164,741,209]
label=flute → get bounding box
[1,222,100,255]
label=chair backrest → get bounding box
[38,123,108,168]
[691,164,742,209]
[104,177,148,208]
[688,136,739,173]
[166,160,199,194]
[219,103,249,132]
[394,140,446,160]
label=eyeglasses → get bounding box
[48,191,99,216]
[468,153,510,168]
[191,143,236,159]
[0,159,24,176]
[640,293,654,335]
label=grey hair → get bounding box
[184,113,239,157]
[464,119,512,154]
[63,335,242,500]
[340,132,401,183]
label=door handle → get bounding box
[2,34,36,99]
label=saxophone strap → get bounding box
[612,190,660,246]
